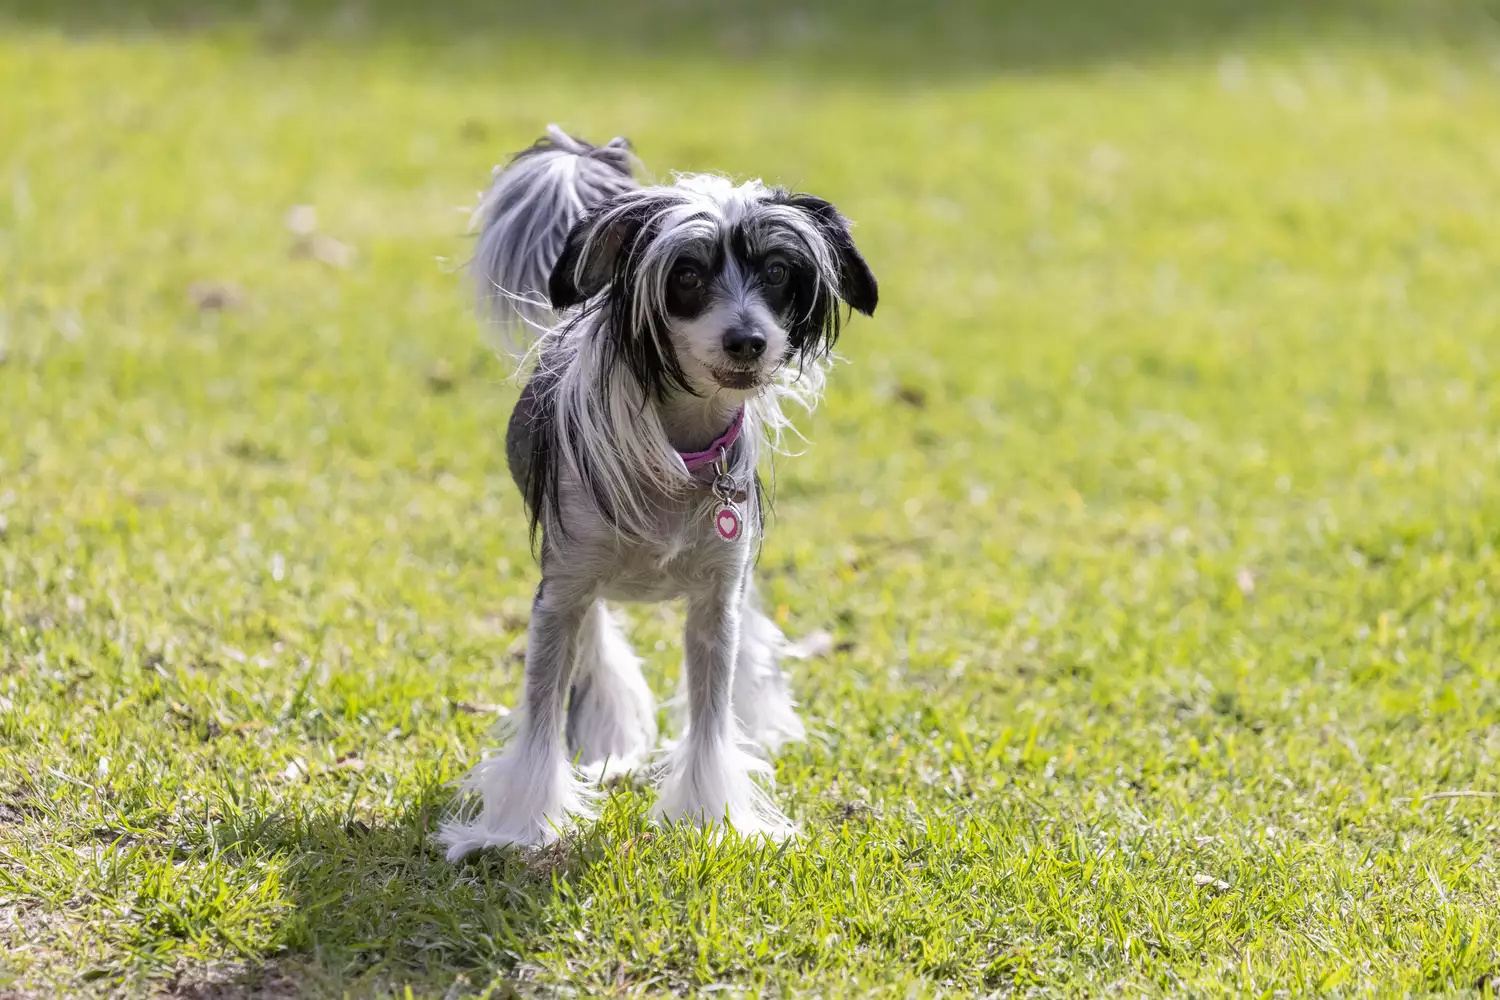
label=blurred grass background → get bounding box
[3,1,1500,997]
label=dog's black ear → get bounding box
[785,194,878,316]
[549,213,637,310]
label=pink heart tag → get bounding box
[715,506,741,541]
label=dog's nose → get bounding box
[722,327,767,362]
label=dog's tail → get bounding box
[471,125,639,351]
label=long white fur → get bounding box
[540,318,828,542]
[438,725,598,856]
[568,600,658,775]
[650,729,795,839]
[542,322,692,541]
[732,598,808,753]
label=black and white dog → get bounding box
[440,126,877,859]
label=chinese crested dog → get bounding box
[440,126,877,859]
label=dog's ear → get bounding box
[549,212,639,310]
[784,194,878,317]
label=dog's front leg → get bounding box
[440,579,595,858]
[653,568,795,838]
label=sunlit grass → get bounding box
[2,3,1500,996]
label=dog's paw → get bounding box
[650,739,796,841]
[438,746,597,861]
[437,817,563,860]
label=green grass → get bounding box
[3,1,1500,996]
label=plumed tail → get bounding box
[471,125,639,353]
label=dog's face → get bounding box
[656,230,798,394]
[548,177,877,400]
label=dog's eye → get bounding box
[671,264,703,292]
[763,258,789,286]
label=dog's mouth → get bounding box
[709,367,762,391]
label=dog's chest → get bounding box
[594,498,751,602]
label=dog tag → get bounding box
[711,465,742,542]
[714,502,742,542]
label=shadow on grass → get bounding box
[266,810,597,995]
[196,783,811,997]
[3,0,1496,81]
[192,786,658,998]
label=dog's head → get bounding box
[547,176,877,401]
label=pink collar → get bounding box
[677,408,745,472]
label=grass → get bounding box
[3,1,1500,996]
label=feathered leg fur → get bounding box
[732,578,808,753]
[567,600,657,776]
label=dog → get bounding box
[439,126,877,859]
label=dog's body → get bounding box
[440,127,876,859]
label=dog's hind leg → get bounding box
[439,580,595,859]
[567,600,657,776]
[731,579,806,753]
